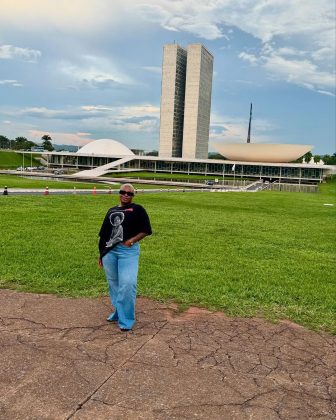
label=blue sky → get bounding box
[0,0,335,154]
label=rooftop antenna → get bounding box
[247,102,252,143]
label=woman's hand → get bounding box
[123,239,134,247]
[98,258,103,268]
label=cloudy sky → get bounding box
[0,0,335,154]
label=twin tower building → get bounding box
[159,44,214,160]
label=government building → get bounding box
[44,138,332,186]
[42,44,334,188]
[159,44,213,159]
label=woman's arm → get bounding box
[123,232,148,247]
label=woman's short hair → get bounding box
[120,183,135,192]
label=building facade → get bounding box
[182,44,213,159]
[159,44,187,158]
[159,44,213,160]
[46,151,332,185]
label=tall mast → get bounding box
[247,102,252,143]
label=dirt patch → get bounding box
[0,289,335,419]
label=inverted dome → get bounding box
[77,139,134,156]
[212,143,312,163]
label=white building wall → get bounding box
[182,45,213,159]
[159,44,187,158]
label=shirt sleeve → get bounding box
[98,211,110,237]
[98,211,110,255]
[138,206,152,235]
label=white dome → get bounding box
[77,139,134,156]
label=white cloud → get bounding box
[137,0,335,93]
[58,55,134,87]
[2,104,160,121]
[0,79,23,87]
[276,47,306,57]
[0,0,131,32]
[239,45,335,93]
[28,130,94,146]
[142,66,162,74]
[238,52,258,65]
[316,90,335,97]
[81,104,160,118]
[136,2,223,40]
[136,0,334,46]
[263,54,334,89]
[2,0,334,53]
[209,112,277,145]
[77,104,160,135]
[0,45,41,62]
[2,104,160,143]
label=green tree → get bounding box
[12,137,36,150]
[209,152,225,160]
[302,151,313,163]
[323,153,336,165]
[145,150,159,156]
[41,134,54,151]
[313,155,321,163]
[0,135,10,149]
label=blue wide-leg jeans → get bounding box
[102,243,140,330]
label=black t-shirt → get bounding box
[98,203,152,258]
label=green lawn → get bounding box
[0,180,335,333]
[0,150,41,169]
[0,174,112,190]
[0,174,176,190]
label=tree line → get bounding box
[295,151,336,165]
[0,134,54,151]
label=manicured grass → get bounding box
[0,174,112,190]
[0,151,41,169]
[0,180,335,333]
[0,174,175,190]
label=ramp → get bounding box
[72,156,135,178]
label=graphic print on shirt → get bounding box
[106,211,125,248]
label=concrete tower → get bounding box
[182,44,213,159]
[159,43,213,159]
[159,44,187,158]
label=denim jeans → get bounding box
[102,242,140,330]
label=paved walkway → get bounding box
[0,290,335,419]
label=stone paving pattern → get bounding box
[0,290,335,419]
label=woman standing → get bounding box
[98,183,152,331]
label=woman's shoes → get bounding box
[106,313,118,322]
[106,313,131,331]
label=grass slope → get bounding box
[0,181,335,333]
[0,151,40,169]
[0,174,175,190]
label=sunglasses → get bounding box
[119,190,134,197]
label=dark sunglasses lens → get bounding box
[119,190,134,197]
